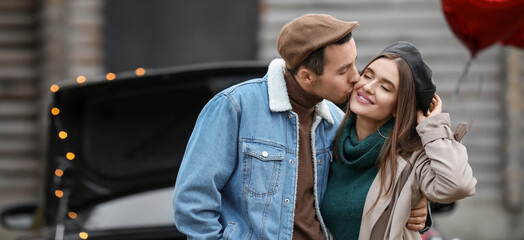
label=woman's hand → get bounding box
[406,196,428,231]
[417,94,442,124]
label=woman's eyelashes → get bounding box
[380,84,391,92]
[362,73,391,92]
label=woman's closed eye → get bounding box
[380,84,391,92]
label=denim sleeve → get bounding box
[173,93,240,239]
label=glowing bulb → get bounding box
[106,72,116,81]
[58,131,68,139]
[135,68,146,76]
[79,232,88,239]
[55,169,64,177]
[55,190,64,198]
[68,211,78,219]
[76,75,86,84]
[50,84,59,92]
[66,152,75,160]
[51,108,60,115]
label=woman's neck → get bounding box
[354,115,390,141]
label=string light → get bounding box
[79,232,88,239]
[55,190,64,198]
[76,75,86,84]
[55,169,64,177]
[68,211,78,219]
[51,107,60,116]
[50,84,59,92]
[106,72,116,81]
[135,68,146,76]
[58,131,68,139]
[66,152,75,160]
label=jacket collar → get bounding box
[267,58,335,125]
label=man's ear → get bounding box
[296,67,315,86]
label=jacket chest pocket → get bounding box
[241,140,285,197]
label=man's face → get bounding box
[311,38,360,105]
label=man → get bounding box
[173,14,427,239]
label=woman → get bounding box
[320,41,477,240]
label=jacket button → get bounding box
[262,151,269,157]
[318,159,323,165]
[289,159,294,164]
[285,199,290,204]
[288,114,293,119]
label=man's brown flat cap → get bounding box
[277,14,358,69]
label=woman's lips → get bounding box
[356,92,374,104]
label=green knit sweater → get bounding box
[321,115,394,240]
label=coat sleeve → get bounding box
[414,113,477,204]
[172,93,240,239]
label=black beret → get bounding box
[381,41,436,115]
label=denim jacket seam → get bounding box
[222,78,266,95]
[312,114,330,237]
[220,92,241,116]
[240,138,286,149]
[290,110,299,238]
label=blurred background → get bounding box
[0,0,523,239]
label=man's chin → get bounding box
[330,99,347,106]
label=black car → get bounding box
[1,61,269,240]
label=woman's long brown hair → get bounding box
[333,53,422,211]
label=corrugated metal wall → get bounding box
[0,0,40,204]
[0,1,103,238]
[259,0,521,239]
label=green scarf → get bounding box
[321,115,394,240]
[338,115,395,167]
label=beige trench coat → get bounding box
[357,113,477,240]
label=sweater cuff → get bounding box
[416,113,453,146]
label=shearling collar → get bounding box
[267,58,335,125]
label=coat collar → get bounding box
[267,58,335,125]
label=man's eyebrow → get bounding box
[338,55,358,72]
[338,63,352,71]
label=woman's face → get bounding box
[349,58,399,127]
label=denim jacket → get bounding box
[173,59,345,240]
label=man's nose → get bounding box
[349,71,360,84]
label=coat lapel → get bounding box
[359,158,408,240]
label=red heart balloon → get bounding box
[501,24,524,49]
[442,0,524,57]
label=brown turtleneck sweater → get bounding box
[284,72,326,240]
